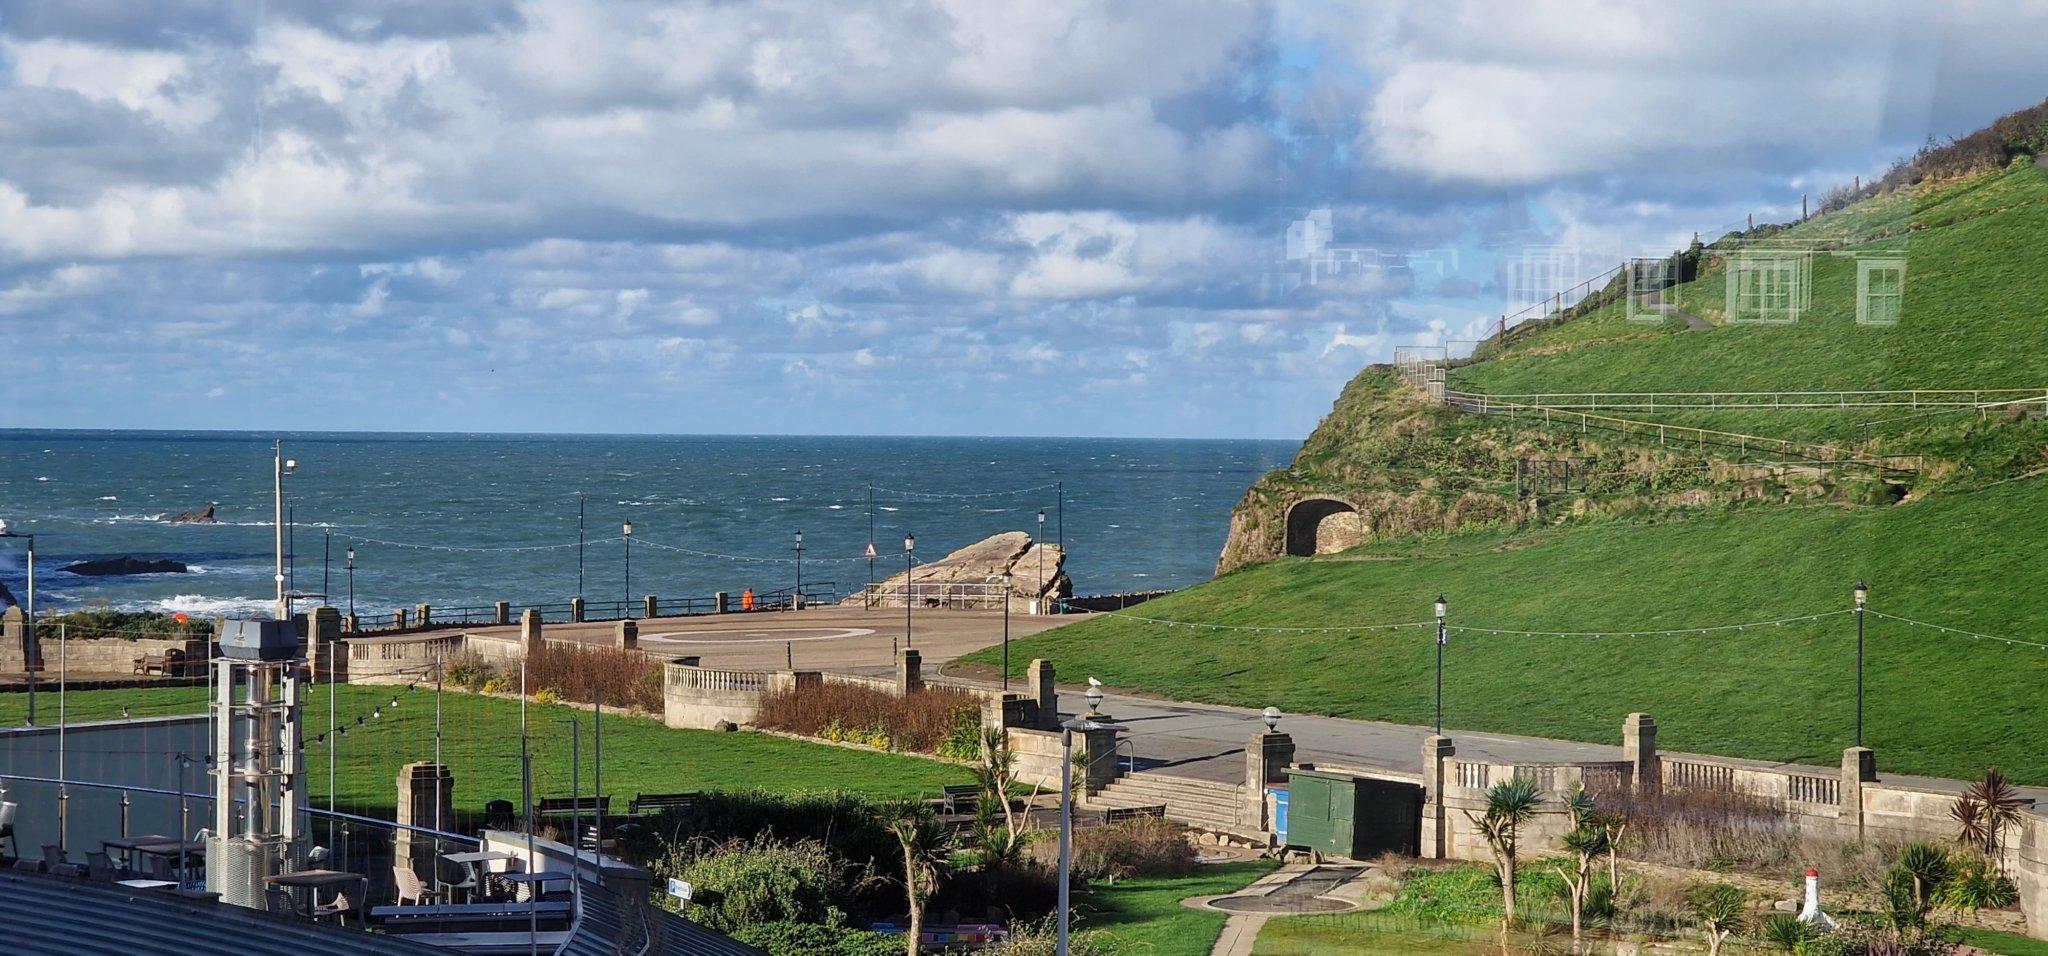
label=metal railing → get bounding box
[856,581,1014,610]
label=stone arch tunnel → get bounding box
[1284,497,1367,557]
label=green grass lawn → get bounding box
[1967,929,2048,955]
[1252,916,1499,955]
[970,475,2048,782]
[1076,860,1276,956]
[0,684,970,817]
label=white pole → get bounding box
[274,441,288,621]
[1057,725,1073,956]
[57,622,66,853]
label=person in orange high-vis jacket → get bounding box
[742,588,755,611]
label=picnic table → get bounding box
[441,849,519,902]
[101,835,173,872]
[127,838,205,883]
[268,869,366,920]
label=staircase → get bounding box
[1084,771,1247,835]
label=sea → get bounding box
[0,430,1297,619]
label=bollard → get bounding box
[615,620,638,649]
[494,601,510,625]
[644,595,659,619]
[715,592,729,614]
[570,597,585,623]
[394,609,409,629]
[415,604,432,627]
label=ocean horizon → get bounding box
[0,428,1298,618]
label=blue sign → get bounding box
[1268,787,1288,843]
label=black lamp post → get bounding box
[1434,595,1448,735]
[622,520,634,613]
[793,530,804,610]
[1854,581,1868,747]
[345,547,356,619]
[904,532,916,649]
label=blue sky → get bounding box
[1,0,2043,439]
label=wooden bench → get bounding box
[1102,805,1166,825]
[940,785,983,815]
[533,796,609,819]
[133,648,188,676]
[626,792,699,815]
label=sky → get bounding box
[1,0,2044,439]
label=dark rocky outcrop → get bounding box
[61,556,190,576]
[846,531,1071,608]
[168,504,219,523]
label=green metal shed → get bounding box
[1283,768,1422,860]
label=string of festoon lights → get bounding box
[330,531,624,553]
[1867,609,2048,651]
[1048,598,1434,634]
[1448,609,1852,638]
[869,482,1061,500]
[304,668,434,749]
[631,537,920,565]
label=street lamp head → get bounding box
[1037,509,1045,524]
[904,532,915,553]
[623,520,634,536]
[1085,677,1104,716]
[795,529,803,546]
[1853,581,1868,608]
[1262,706,1281,732]
[1434,595,1448,620]
[281,459,298,476]
[345,547,355,563]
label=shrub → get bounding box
[661,835,852,932]
[757,682,984,756]
[42,609,211,642]
[730,922,900,956]
[525,641,663,712]
[445,653,495,692]
[1941,852,2018,912]
[532,688,561,705]
[480,676,512,695]
[1031,818,1195,882]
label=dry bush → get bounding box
[1611,787,1893,890]
[757,682,982,756]
[525,642,664,712]
[1027,818,1196,882]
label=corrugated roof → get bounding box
[558,876,762,956]
[0,868,439,955]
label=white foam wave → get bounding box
[153,594,276,617]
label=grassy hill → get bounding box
[970,105,2048,784]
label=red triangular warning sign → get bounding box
[864,542,877,558]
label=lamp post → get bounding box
[903,532,916,649]
[1000,570,1012,692]
[274,442,298,621]
[1854,581,1868,748]
[1056,716,1105,953]
[622,520,634,613]
[344,548,356,619]
[793,530,804,610]
[0,524,36,725]
[1037,509,1046,610]
[1434,595,1448,736]
[1263,706,1281,733]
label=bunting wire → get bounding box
[1448,609,1852,638]
[1867,609,2048,651]
[870,482,1061,500]
[1050,598,1433,634]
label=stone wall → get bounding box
[0,633,204,675]
[662,664,801,730]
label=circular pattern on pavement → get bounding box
[639,626,878,646]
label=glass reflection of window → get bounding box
[1731,257,1799,323]
[1859,261,1904,326]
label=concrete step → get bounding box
[1086,772,1247,833]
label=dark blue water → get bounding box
[0,430,1295,617]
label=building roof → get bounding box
[0,868,438,955]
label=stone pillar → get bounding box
[493,601,510,625]
[307,606,343,682]
[1622,713,1659,797]
[1028,659,1058,730]
[614,619,638,649]
[569,597,585,623]
[714,591,729,614]
[644,595,659,619]
[415,604,431,627]
[393,608,409,629]
[342,612,359,634]
[394,762,455,881]
[1841,747,1877,840]
[897,648,924,696]
[1242,730,1295,835]
[3,605,22,651]
[1421,735,1456,859]
[521,608,544,655]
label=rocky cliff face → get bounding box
[1214,365,1868,576]
[848,530,1071,607]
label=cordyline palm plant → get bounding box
[1550,784,1610,950]
[1466,777,1542,927]
[1688,883,1747,956]
[883,801,950,956]
[1952,766,2025,864]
